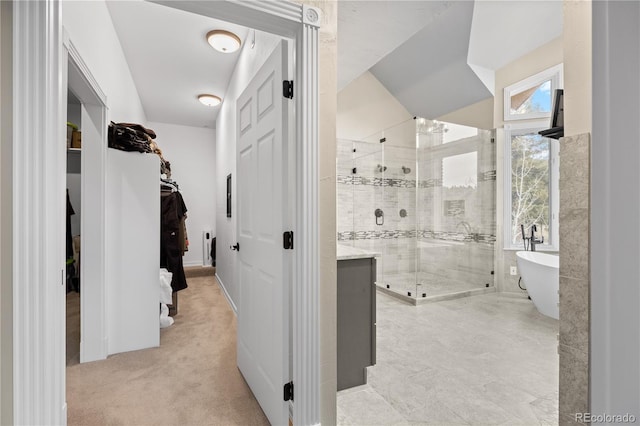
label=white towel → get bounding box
[159,268,173,305]
[159,303,174,328]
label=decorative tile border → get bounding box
[336,175,353,185]
[338,229,496,243]
[417,178,442,188]
[337,230,417,241]
[337,170,496,188]
[337,175,417,188]
[418,230,496,243]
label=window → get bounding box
[504,64,563,121]
[504,122,559,250]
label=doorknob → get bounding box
[230,243,240,251]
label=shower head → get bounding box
[402,166,411,174]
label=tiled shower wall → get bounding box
[337,120,496,297]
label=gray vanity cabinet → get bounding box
[337,257,376,391]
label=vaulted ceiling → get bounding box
[369,1,490,119]
[105,1,563,128]
[338,0,563,119]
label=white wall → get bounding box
[337,71,412,142]
[106,150,160,354]
[62,0,151,361]
[592,0,640,419]
[215,31,281,310]
[149,121,216,267]
[436,97,494,130]
[564,1,591,137]
[62,0,148,257]
[62,0,146,124]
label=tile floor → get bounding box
[337,292,559,425]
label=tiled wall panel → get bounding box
[558,133,590,422]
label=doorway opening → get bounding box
[65,87,81,365]
[63,43,109,366]
[10,1,321,423]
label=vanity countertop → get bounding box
[337,244,382,261]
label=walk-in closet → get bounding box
[65,88,82,365]
[64,52,187,368]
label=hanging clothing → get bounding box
[66,189,75,259]
[160,191,188,292]
[179,213,189,254]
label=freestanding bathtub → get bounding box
[516,251,559,320]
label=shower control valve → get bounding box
[374,208,384,226]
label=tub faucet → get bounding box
[530,224,544,251]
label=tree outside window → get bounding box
[510,132,551,246]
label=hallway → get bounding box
[66,272,268,425]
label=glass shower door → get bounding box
[416,119,496,297]
[361,119,418,298]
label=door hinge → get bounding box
[283,231,294,250]
[283,80,293,99]
[284,381,294,401]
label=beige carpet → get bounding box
[66,273,269,425]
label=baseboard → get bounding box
[215,273,237,316]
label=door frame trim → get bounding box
[11,1,66,423]
[11,1,321,424]
[63,33,110,363]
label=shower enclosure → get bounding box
[337,118,496,302]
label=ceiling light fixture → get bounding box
[206,29,241,53]
[198,94,222,107]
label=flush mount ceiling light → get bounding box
[198,94,222,107]
[206,29,241,53]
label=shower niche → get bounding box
[337,118,496,303]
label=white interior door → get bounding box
[236,40,290,425]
